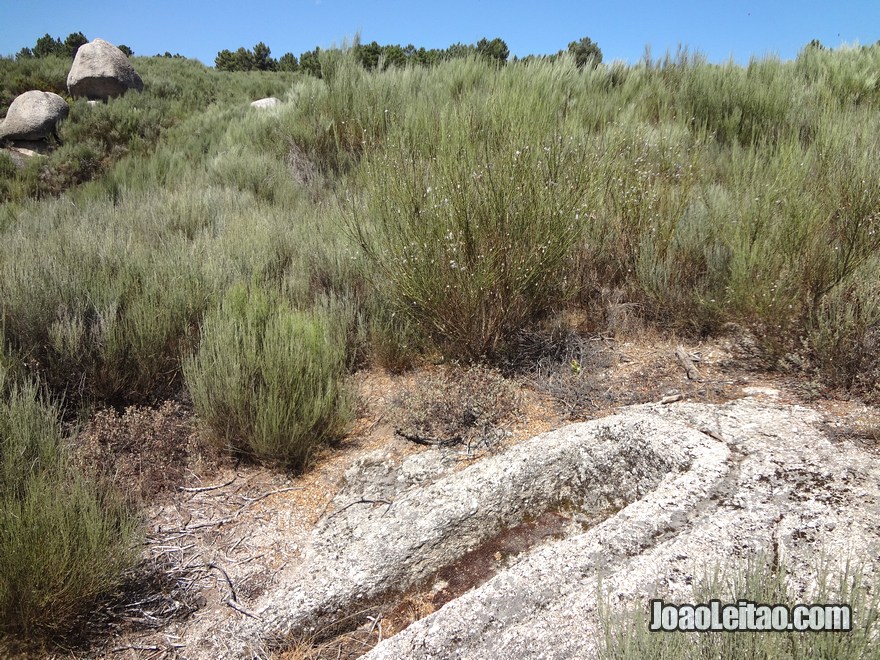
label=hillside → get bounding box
[1,44,879,657]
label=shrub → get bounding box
[74,401,221,502]
[353,126,592,361]
[184,284,351,468]
[391,364,520,450]
[5,44,880,407]
[0,363,139,638]
[0,55,69,115]
[808,272,880,397]
[0,193,210,406]
[362,297,424,373]
[0,55,300,203]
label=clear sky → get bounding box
[2,1,879,66]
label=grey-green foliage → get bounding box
[809,268,880,394]
[0,361,139,637]
[4,41,880,414]
[0,55,299,202]
[346,56,601,359]
[184,284,351,468]
[355,129,592,359]
[598,554,880,659]
[0,54,69,114]
[0,191,210,406]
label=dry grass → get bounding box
[389,363,522,452]
[74,400,228,502]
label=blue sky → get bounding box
[2,1,879,66]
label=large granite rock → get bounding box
[174,397,880,658]
[366,401,880,659]
[67,38,144,100]
[0,91,68,141]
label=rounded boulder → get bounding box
[67,38,144,100]
[0,91,69,142]
[250,97,282,109]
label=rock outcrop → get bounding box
[0,91,69,142]
[175,397,880,658]
[67,38,144,100]
[250,97,282,109]
[366,401,880,659]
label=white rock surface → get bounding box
[173,399,880,658]
[250,97,282,109]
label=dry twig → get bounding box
[327,498,393,519]
[675,345,703,381]
[179,476,237,493]
[395,428,463,447]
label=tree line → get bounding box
[9,31,602,74]
[214,36,602,75]
[15,32,133,59]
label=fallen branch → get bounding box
[239,485,302,504]
[206,562,238,601]
[674,345,703,381]
[179,486,303,531]
[367,614,383,643]
[184,516,234,530]
[227,536,246,555]
[179,476,237,493]
[225,598,263,620]
[145,531,195,544]
[235,552,266,565]
[205,563,262,619]
[395,428,463,447]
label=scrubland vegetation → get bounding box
[1,40,880,645]
[599,554,880,659]
[0,361,139,638]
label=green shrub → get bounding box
[353,125,592,360]
[808,270,880,397]
[273,54,418,174]
[0,152,15,202]
[5,44,880,405]
[677,57,815,147]
[0,55,300,203]
[796,43,880,107]
[0,193,210,406]
[362,297,424,373]
[184,284,351,468]
[0,364,139,638]
[0,55,69,115]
